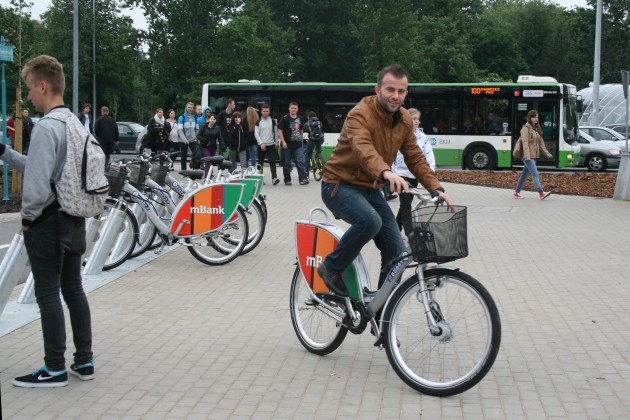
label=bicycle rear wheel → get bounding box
[289,267,348,355]
[383,268,501,396]
[185,206,249,265]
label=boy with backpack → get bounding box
[0,55,103,387]
[303,111,325,179]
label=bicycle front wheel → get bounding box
[228,200,266,255]
[383,268,501,396]
[185,207,249,265]
[289,267,348,355]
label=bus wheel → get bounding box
[466,147,495,170]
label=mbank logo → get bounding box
[305,255,323,268]
[191,205,225,215]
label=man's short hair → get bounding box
[377,64,408,87]
[101,106,109,114]
[227,98,235,106]
[261,103,270,110]
[289,102,298,108]
[21,55,65,95]
[83,102,91,109]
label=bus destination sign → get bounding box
[469,87,502,95]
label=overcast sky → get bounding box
[2,0,591,31]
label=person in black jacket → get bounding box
[197,112,225,176]
[229,111,247,171]
[94,106,119,167]
[146,108,167,153]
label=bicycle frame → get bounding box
[294,208,414,322]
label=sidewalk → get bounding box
[1,175,629,419]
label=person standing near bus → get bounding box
[278,102,307,185]
[217,98,236,166]
[255,103,280,185]
[392,107,436,232]
[245,106,260,169]
[178,101,197,170]
[514,110,552,200]
[317,64,453,302]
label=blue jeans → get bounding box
[24,210,93,371]
[282,144,306,183]
[321,182,406,288]
[305,139,324,175]
[515,159,543,193]
[248,144,258,169]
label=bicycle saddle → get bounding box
[178,170,205,180]
[202,156,224,164]
[219,161,233,171]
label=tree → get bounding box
[37,0,145,120]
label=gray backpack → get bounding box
[44,110,109,218]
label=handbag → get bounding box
[513,137,523,159]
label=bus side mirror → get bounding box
[576,99,583,113]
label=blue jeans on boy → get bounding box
[24,210,93,371]
[305,138,323,175]
[515,158,543,193]
[282,144,306,183]
[320,182,406,289]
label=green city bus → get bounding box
[202,75,581,170]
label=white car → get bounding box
[577,130,621,172]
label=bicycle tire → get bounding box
[223,200,266,255]
[289,267,348,355]
[312,155,324,181]
[256,195,268,223]
[87,198,138,271]
[129,219,157,259]
[184,206,249,265]
[383,268,501,396]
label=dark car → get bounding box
[113,122,145,153]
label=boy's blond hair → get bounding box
[21,55,65,95]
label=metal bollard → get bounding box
[0,233,31,314]
[83,207,128,275]
[16,272,36,304]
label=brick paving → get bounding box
[1,172,629,419]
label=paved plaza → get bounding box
[1,172,629,419]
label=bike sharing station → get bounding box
[0,153,268,337]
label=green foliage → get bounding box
[1,0,630,119]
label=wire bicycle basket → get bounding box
[105,164,127,197]
[408,205,468,263]
[127,161,150,189]
[149,161,170,186]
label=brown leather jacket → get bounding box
[322,95,442,192]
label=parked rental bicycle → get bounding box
[86,155,249,269]
[290,190,501,396]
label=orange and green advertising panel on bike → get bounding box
[170,183,244,237]
[295,222,360,300]
[230,178,258,209]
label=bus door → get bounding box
[512,101,557,165]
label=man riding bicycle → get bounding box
[318,64,454,298]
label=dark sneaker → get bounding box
[13,366,68,388]
[299,179,310,185]
[317,264,348,297]
[385,192,398,201]
[371,327,400,348]
[69,360,95,381]
[272,178,280,186]
[285,181,292,186]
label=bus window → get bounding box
[323,102,356,133]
